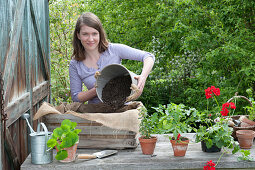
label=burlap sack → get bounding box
[34,101,143,133]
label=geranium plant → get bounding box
[195,120,239,152]
[170,133,188,143]
[196,86,239,148]
[196,86,240,168]
[47,119,82,160]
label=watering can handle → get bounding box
[37,122,49,134]
[37,122,50,154]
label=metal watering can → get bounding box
[22,113,53,164]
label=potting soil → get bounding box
[102,75,132,110]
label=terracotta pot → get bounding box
[170,139,189,157]
[230,115,255,140]
[201,141,221,153]
[139,136,157,155]
[240,116,255,126]
[236,130,255,149]
[56,142,79,162]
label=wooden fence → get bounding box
[0,0,50,169]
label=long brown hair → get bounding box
[72,12,109,61]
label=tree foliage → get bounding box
[49,0,255,113]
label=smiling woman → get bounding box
[77,26,99,50]
[78,25,100,69]
[69,12,155,104]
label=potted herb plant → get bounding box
[152,103,195,135]
[138,106,157,155]
[152,103,194,156]
[47,119,82,162]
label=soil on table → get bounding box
[77,102,140,113]
[102,75,132,110]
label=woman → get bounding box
[69,12,155,104]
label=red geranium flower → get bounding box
[177,133,181,141]
[230,102,236,109]
[205,86,220,99]
[205,87,213,99]
[221,107,229,116]
[222,102,230,108]
[204,160,216,170]
[213,88,220,96]
[220,102,236,116]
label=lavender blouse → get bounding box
[69,43,155,104]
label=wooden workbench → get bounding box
[21,133,255,170]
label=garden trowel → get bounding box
[76,150,118,160]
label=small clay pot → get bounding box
[236,130,255,149]
[170,138,189,157]
[139,136,157,155]
[56,142,79,162]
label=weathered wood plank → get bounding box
[21,134,255,170]
[44,114,101,124]
[47,124,136,135]
[3,0,26,106]
[5,81,49,127]
[0,0,9,73]
[26,0,36,143]
[44,114,136,134]
[78,137,137,149]
[20,118,28,163]
[0,72,4,170]
[4,128,20,170]
[44,113,137,149]
[29,0,50,80]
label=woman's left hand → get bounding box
[134,75,146,95]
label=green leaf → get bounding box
[66,132,79,145]
[47,139,57,148]
[55,150,68,160]
[243,150,250,156]
[73,129,82,134]
[56,144,61,151]
[206,139,213,148]
[61,137,73,148]
[53,127,64,138]
[61,119,72,127]
[232,145,240,154]
[71,122,77,130]
[61,124,71,134]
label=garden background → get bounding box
[49,0,255,120]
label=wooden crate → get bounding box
[43,114,138,149]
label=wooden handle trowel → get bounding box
[76,150,118,160]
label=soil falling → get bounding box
[102,75,132,110]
